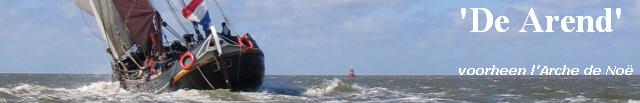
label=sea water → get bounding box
[1,74,639,102]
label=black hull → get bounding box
[169,51,265,91]
[116,49,264,93]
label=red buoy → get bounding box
[348,65,356,80]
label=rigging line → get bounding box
[211,52,232,89]
[179,0,188,12]
[78,7,110,74]
[162,23,188,44]
[196,66,216,89]
[78,8,106,42]
[224,17,240,36]
[183,0,201,36]
[165,0,192,34]
[190,38,219,90]
[235,46,242,83]
[177,0,202,35]
[236,43,243,83]
[178,0,197,33]
[177,1,197,34]
[212,0,227,18]
[212,0,240,36]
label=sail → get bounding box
[75,0,131,59]
[113,0,161,53]
[74,0,94,17]
[74,0,162,58]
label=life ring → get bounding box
[179,52,196,70]
[237,34,254,51]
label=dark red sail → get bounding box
[113,0,161,53]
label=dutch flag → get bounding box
[181,0,223,55]
[182,0,211,28]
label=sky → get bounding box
[1,0,639,75]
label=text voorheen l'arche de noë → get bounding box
[459,65,634,75]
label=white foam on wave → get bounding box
[535,95,611,103]
[0,82,196,102]
[0,81,306,102]
[155,89,213,102]
[424,91,447,97]
[74,82,129,96]
[351,87,405,101]
[457,87,477,92]
[0,79,467,102]
[11,83,51,95]
[383,97,469,103]
[0,83,103,102]
[419,86,433,89]
[303,78,363,96]
[555,89,570,94]
[562,95,593,103]
[238,91,315,102]
[34,82,135,102]
[300,78,464,102]
[0,98,6,103]
[628,99,640,103]
[495,94,521,97]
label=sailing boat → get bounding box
[74,0,265,93]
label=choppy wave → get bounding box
[1,76,639,103]
[0,78,470,102]
[296,78,467,102]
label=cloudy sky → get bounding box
[1,0,639,75]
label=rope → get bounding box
[212,0,227,18]
[212,52,232,89]
[77,5,110,74]
[195,52,227,90]
[179,0,203,36]
[212,0,240,36]
[166,0,194,34]
[196,66,216,89]
[78,8,105,42]
[162,23,188,44]
[235,48,242,83]
[235,35,245,83]
[213,0,247,83]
